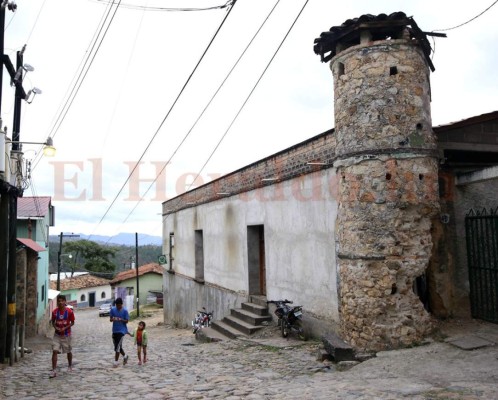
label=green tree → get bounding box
[63,240,117,277]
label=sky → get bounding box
[2,0,498,241]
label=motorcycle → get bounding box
[192,307,213,334]
[267,299,306,340]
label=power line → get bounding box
[186,0,310,192]
[88,0,237,241]
[432,0,498,32]
[93,0,233,12]
[24,0,48,44]
[109,0,310,241]
[32,0,122,170]
[145,0,310,240]
[100,0,148,149]
[110,0,283,243]
[49,0,122,142]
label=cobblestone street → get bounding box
[1,308,498,399]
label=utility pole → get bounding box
[57,233,79,291]
[0,1,23,365]
[0,1,7,366]
[135,233,139,317]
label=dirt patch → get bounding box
[129,305,165,329]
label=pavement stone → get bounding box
[1,308,498,399]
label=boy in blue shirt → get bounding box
[109,297,129,367]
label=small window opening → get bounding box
[419,174,424,181]
[416,123,423,130]
[386,173,392,180]
[338,62,345,77]
[389,66,398,76]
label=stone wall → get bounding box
[332,39,440,350]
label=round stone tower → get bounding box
[314,13,440,350]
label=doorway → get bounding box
[247,225,266,296]
[89,292,96,307]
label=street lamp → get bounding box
[1,130,56,188]
[56,233,79,291]
[12,63,34,84]
[25,87,41,104]
[57,253,73,280]
[5,136,56,157]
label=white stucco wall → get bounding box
[163,169,340,324]
[75,284,112,307]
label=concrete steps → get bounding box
[208,296,272,340]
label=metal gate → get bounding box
[465,208,498,323]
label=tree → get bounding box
[63,240,117,277]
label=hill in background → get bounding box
[47,233,164,276]
[49,232,162,246]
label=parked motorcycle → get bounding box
[267,299,306,340]
[192,307,213,334]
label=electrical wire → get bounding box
[92,0,233,12]
[106,0,282,245]
[432,0,498,32]
[87,0,237,241]
[24,0,48,44]
[127,0,310,244]
[26,176,49,245]
[186,0,310,192]
[31,0,122,170]
[3,4,16,31]
[100,0,149,149]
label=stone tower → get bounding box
[314,13,440,350]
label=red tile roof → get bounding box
[49,274,112,291]
[110,263,163,284]
[17,196,52,218]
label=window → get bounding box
[80,294,86,302]
[101,292,106,299]
[338,62,345,77]
[195,230,204,283]
[41,284,45,301]
[169,232,175,270]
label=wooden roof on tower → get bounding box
[313,12,446,72]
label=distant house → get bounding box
[16,196,54,336]
[49,275,112,308]
[110,263,163,310]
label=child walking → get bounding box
[129,321,148,365]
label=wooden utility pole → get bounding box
[135,233,139,317]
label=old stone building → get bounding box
[314,13,440,349]
[161,13,498,351]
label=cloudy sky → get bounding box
[3,0,497,240]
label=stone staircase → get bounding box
[209,295,272,339]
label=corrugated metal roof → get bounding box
[17,196,52,218]
[433,110,498,132]
[17,237,47,252]
[110,263,163,284]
